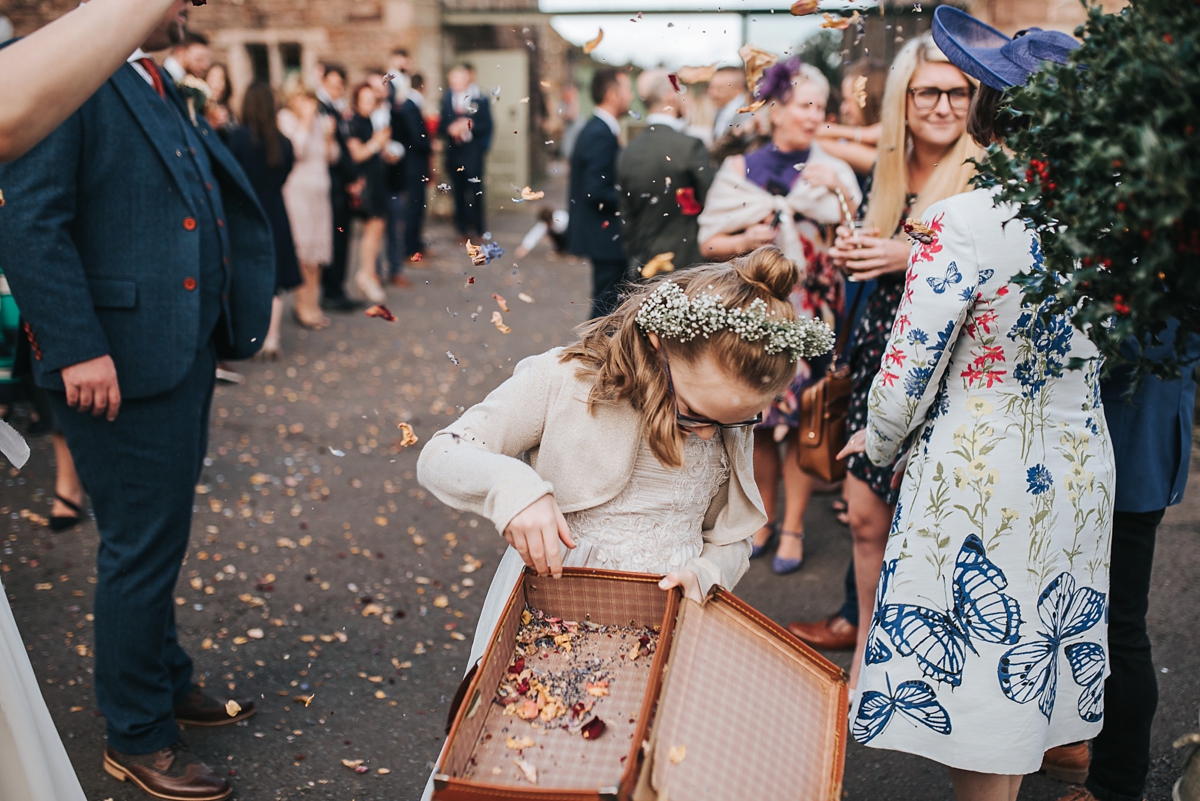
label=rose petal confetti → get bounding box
[364,304,396,322]
[675,64,717,84]
[492,293,510,312]
[669,744,687,764]
[902,218,936,245]
[517,292,534,304]
[736,43,778,113]
[506,735,536,750]
[491,311,512,334]
[397,422,418,447]
[641,252,675,279]
[853,74,869,109]
[520,186,545,201]
[342,758,363,770]
[246,628,264,639]
[667,73,681,93]
[586,681,609,697]
[466,240,505,266]
[821,11,859,29]
[225,700,242,717]
[580,716,607,740]
[583,29,604,55]
[790,0,819,14]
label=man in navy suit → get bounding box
[0,2,273,798]
[567,67,632,318]
[1047,330,1198,801]
[438,64,492,240]
[391,73,432,262]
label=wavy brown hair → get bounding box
[560,246,800,468]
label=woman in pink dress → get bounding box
[278,76,338,330]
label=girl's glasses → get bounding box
[662,356,764,430]
[907,86,974,112]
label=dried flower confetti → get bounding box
[520,186,545,201]
[517,292,534,304]
[225,700,242,717]
[669,744,687,764]
[853,74,869,109]
[491,311,512,334]
[902,218,937,245]
[675,63,717,84]
[342,758,363,770]
[514,758,538,785]
[397,422,418,448]
[583,29,604,54]
[466,239,505,266]
[446,351,459,366]
[364,304,396,322]
[492,293,510,312]
[506,735,536,750]
[821,11,860,29]
[641,252,676,279]
[580,716,606,740]
[737,43,778,113]
[667,73,681,93]
[790,0,819,14]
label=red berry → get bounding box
[1103,258,1113,268]
[1142,229,1152,239]
[1082,256,1093,266]
[1047,182,1057,191]
[1164,33,1174,44]
[1116,201,1126,212]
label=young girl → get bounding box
[416,247,832,796]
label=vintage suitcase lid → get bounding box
[638,588,848,801]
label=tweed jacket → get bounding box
[417,348,767,596]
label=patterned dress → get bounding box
[844,188,916,504]
[850,189,1115,774]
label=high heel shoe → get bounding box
[355,271,387,305]
[750,522,779,559]
[50,494,84,531]
[772,529,805,574]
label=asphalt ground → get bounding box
[1,192,1197,801]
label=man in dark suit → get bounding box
[617,69,713,276]
[438,63,493,240]
[316,64,362,311]
[0,3,273,798]
[1045,329,1198,801]
[568,67,633,318]
[391,73,432,263]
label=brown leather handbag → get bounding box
[797,289,863,483]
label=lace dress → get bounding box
[465,431,730,668]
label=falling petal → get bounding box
[520,186,545,201]
[446,351,460,366]
[790,0,819,13]
[225,700,242,717]
[397,422,419,447]
[641,252,676,279]
[492,293,510,312]
[580,716,607,740]
[491,311,512,334]
[364,304,396,322]
[583,29,604,55]
[668,73,681,93]
[852,74,869,109]
[902,218,936,244]
[517,292,534,304]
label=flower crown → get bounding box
[635,281,834,362]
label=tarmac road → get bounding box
[1,201,1196,801]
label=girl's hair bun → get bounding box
[733,246,799,300]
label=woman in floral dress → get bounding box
[842,11,1113,799]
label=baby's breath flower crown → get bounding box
[635,281,834,362]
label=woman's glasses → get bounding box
[662,357,764,430]
[908,86,974,112]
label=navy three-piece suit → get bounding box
[0,61,273,754]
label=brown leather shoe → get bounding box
[1055,787,1097,801]
[1042,743,1091,784]
[175,686,256,727]
[787,614,858,651]
[104,741,232,800]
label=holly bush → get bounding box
[972,0,1200,379]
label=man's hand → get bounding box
[503,494,576,578]
[61,355,121,421]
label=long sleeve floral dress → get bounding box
[849,188,1116,774]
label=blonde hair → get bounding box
[560,247,800,468]
[864,33,984,236]
[281,73,318,106]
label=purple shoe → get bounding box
[750,522,779,559]
[772,529,806,574]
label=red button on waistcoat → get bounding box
[183,217,197,231]
[217,219,224,228]
[183,277,197,291]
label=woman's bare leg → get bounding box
[776,432,814,561]
[948,768,1023,801]
[355,218,386,303]
[50,432,83,516]
[845,473,895,688]
[752,428,780,547]
[294,260,329,327]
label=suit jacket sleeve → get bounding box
[690,136,714,207]
[0,111,112,374]
[437,94,453,141]
[473,95,493,152]
[579,126,621,212]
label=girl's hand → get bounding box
[741,222,778,251]
[503,494,576,578]
[659,570,703,603]
[836,428,867,460]
[801,162,839,191]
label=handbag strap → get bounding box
[830,186,866,369]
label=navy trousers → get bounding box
[450,166,485,237]
[323,189,352,301]
[1087,508,1165,801]
[384,191,406,278]
[50,343,216,754]
[590,258,626,319]
[404,175,427,258]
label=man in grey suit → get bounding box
[617,69,713,276]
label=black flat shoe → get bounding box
[50,494,84,531]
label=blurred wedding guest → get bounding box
[618,69,713,275]
[710,65,752,140]
[568,67,633,318]
[789,32,982,664]
[389,72,432,274]
[203,61,235,131]
[347,82,395,304]
[162,29,208,83]
[228,83,300,358]
[385,48,412,105]
[817,58,887,184]
[439,64,493,241]
[698,57,860,574]
[559,82,585,160]
[0,2,272,797]
[316,64,362,311]
[278,77,339,332]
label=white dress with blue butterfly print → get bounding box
[849,188,1115,774]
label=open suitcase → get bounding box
[434,567,848,801]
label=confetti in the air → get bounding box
[902,218,937,244]
[668,73,681,93]
[853,75,869,109]
[641,252,676,279]
[583,29,604,55]
[790,0,819,14]
[520,186,545,201]
[493,293,510,312]
[446,351,460,366]
[491,311,512,334]
[517,292,534,304]
[437,183,451,193]
[737,44,778,113]
[466,240,504,266]
[397,422,419,448]
[364,304,397,322]
[821,11,860,29]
